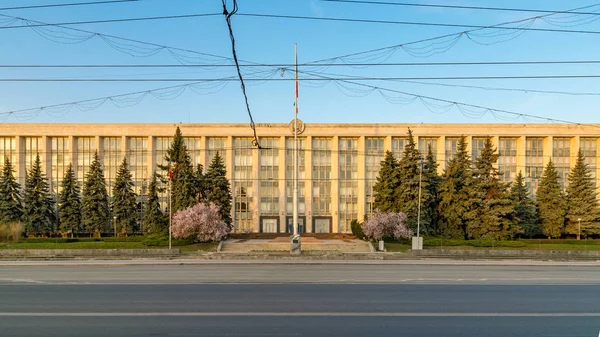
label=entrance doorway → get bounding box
[313,217,332,233]
[260,217,279,233]
[286,216,306,234]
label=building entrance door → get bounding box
[262,218,278,233]
[314,218,331,233]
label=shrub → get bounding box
[142,234,194,246]
[172,202,229,242]
[350,219,365,240]
[362,211,412,241]
[0,222,23,242]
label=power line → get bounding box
[221,0,260,149]
[306,3,600,63]
[321,0,600,16]
[5,60,600,68]
[0,13,221,29]
[0,0,138,11]
[233,13,600,35]
[7,74,600,81]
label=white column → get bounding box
[252,140,260,233]
[15,136,25,185]
[331,136,339,233]
[357,136,366,223]
[279,136,287,233]
[304,136,313,233]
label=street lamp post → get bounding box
[577,218,582,240]
[113,216,117,238]
[412,157,424,250]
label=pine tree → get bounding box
[112,157,138,234]
[144,172,167,234]
[81,150,110,234]
[438,135,471,239]
[58,163,81,235]
[565,150,600,237]
[171,146,196,212]
[373,151,400,213]
[421,145,441,236]
[397,128,427,231]
[536,159,566,239]
[204,152,232,225]
[464,138,518,239]
[22,154,56,234]
[194,163,206,201]
[510,171,540,238]
[158,126,185,182]
[0,158,23,224]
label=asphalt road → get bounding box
[1,264,599,336]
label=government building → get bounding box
[0,123,597,234]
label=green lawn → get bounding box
[384,238,600,252]
[0,241,218,251]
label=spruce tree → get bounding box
[144,172,167,234]
[112,157,138,234]
[373,151,400,213]
[565,150,600,237]
[194,163,206,201]
[204,152,232,225]
[421,145,441,236]
[22,154,56,234]
[510,171,540,238]
[58,163,81,235]
[81,150,110,234]
[158,126,185,182]
[171,146,196,212]
[464,138,518,239]
[397,128,428,231]
[536,159,566,239]
[438,135,470,239]
[0,158,23,224]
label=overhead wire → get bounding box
[0,0,138,11]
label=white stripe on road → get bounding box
[0,312,599,317]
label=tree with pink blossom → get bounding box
[172,202,229,242]
[362,211,412,241]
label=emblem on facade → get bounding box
[289,119,306,135]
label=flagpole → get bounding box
[293,43,299,238]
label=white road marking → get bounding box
[0,312,599,317]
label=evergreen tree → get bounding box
[171,146,196,212]
[464,138,518,239]
[397,128,427,231]
[421,145,441,235]
[81,150,110,234]
[536,159,566,239]
[510,171,540,238]
[438,135,471,239]
[158,126,185,181]
[112,157,138,234]
[204,152,232,225]
[373,151,400,213]
[194,163,206,201]
[0,158,23,224]
[22,154,56,234]
[565,150,600,237]
[58,163,81,235]
[144,172,167,234]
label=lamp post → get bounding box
[577,218,582,241]
[113,216,117,238]
[412,156,424,250]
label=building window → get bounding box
[472,137,489,161]
[553,138,571,191]
[419,137,437,159]
[286,137,305,215]
[51,137,70,195]
[580,138,597,187]
[155,137,172,170]
[339,137,358,233]
[391,137,407,160]
[103,137,121,198]
[77,137,96,183]
[525,138,544,196]
[0,137,16,172]
[312,137,332,217]
[445,137,460,162]
[207,137,227,165]
[234,138,254,232]
[260,138,279,216]
[24,136,42,170]
[366,137,384,216]
[128,137,148,195]
[498,138,517,184]
[184,137,202,167]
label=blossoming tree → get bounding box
[362,211,412,241]
[172,202,229,242]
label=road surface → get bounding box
[0,263,598,336]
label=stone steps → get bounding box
[220,239,371,253]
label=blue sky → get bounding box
[1,0,600,125]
